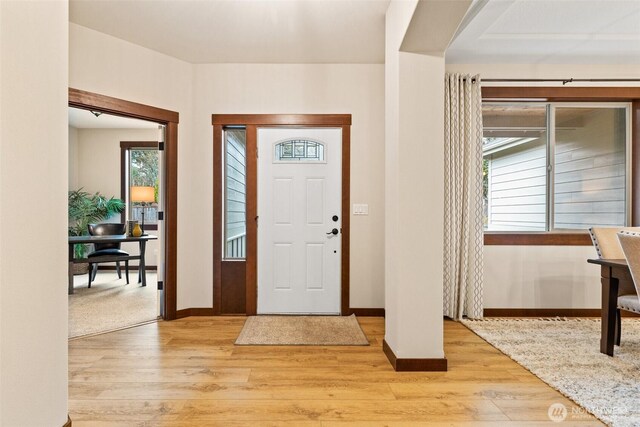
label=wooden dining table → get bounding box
[587,258,633,356]
[68,234,157,295]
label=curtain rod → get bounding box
[468,78,640,86]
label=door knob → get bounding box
[326,228,339,235]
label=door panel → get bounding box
[274,178,293,225]
[258,127,342,314]
[306,243,324,289]
[273,243,293,290]
[306,179,325,224]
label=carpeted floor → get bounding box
[235,314,370,345]
[462,317,640,427]
[69,270,159,338]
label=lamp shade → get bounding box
[130,186,155,203]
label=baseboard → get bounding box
[63,416,72,427]
[175,307,216,318]
[349,308,385,317]
[175,307,385,318]
[382,339,448,372]
[190,308,216,316]
[175,308,191,319]
[176,307,639,320]
[484,308,640,318]
[98,265,158,271]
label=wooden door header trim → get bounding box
[211,114,352,126]
[120,141,158,149]
[482,86,640,101]
[69,88,179,124]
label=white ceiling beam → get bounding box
[400,0,474,55]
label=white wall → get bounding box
[385,0,450,360]
[0,1,68,425]
[447,62,640,309]
[69,125,79,189]
[70,126,160,265]
[75,127,157,196]
[70,23,385,310]
[485,246,601,308]
[193,63,385,309]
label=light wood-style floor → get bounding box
[69,317,603,426]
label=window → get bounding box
[120,142,159,230]
[274,139,325,162]
[224,128,246,259]
[483,103,630,232]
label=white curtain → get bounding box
[443,73,484,320]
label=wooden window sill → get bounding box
[484,232,592,246]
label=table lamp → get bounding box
[130,186,155,235]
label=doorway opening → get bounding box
[68,108,164,337]
[68,88,178,337]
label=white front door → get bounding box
[257,127,342,314]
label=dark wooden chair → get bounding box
[87,223,130,287]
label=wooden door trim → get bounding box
[69,88,179,320]
[212,114,352,315]
[340,124,351,315]
[70,88,179,123]
[212,125,223,315]
[245,125,258,315]
[212,114,351,126]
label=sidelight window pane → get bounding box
[224,128,247,259]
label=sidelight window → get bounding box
[224,128,247,259]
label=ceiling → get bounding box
[69,107,158,129]
[69,0,390,64]
[447,0,640,64]
[70,0,640,65]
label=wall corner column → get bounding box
[1,0,70,424]
[383,0,472,371]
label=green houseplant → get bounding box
[68,189,126,260]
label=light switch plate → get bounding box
[353,204,369,215]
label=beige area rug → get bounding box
[69,271,159,338]
[462,318,640,427]
[235,314,369,345]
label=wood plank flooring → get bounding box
[68,317,603,426]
